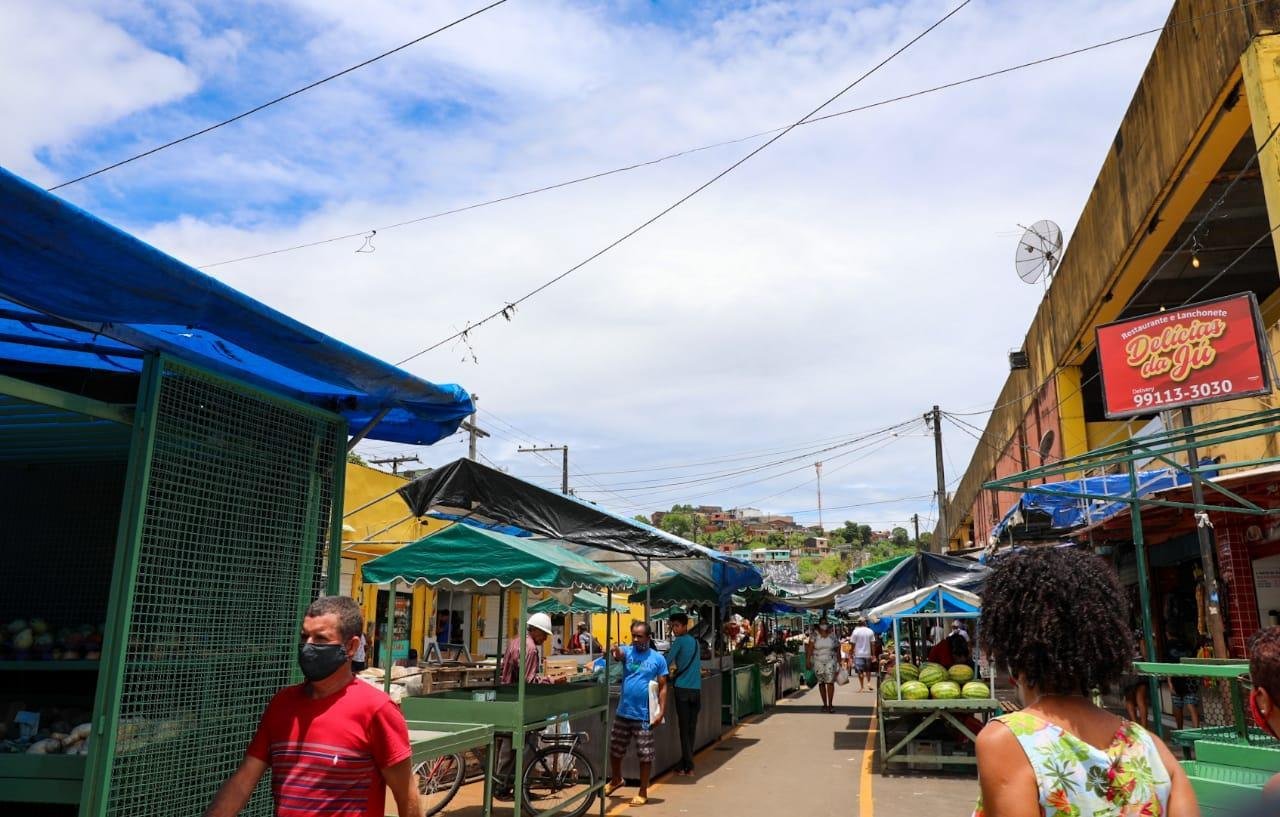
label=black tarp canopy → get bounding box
[397,458,760,601]
[834,552,990,613]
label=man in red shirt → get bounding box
[202,596,419,817]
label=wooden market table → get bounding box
[877,697,998,773]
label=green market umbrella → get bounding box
[651,606,696,621]
[361,523,637,592]
[847,554,910,587]
[629,572,717,606]
[529,589,631,614]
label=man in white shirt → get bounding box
[951,619,970,641]
[929,619,945,645]
[850,619,878,692]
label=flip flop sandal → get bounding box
[604,781,624,796]
[629,795,648,806]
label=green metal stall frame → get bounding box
[876,609,995,773]
[0,354,349,816]
[362,525,638,817]
[984,404,1280,740]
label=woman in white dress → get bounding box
[806,620,840,713]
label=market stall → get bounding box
[867,587,997,774]
[0,169,473,816]
[361,523,637,817]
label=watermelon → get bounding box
[962,681,991,699]
[918,664,948,687]
[948,664,974,683]
[880,679,899,700]
[930,681,961,700]
[895,664,919,681]
[900,681,929,700]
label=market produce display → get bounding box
[1,618,104,661]
[929,681,961,700]
[881,660,989,701]
[948,664,974,683]
[917,664,948,687]
[962,681,991,699]
[900,681,930,700]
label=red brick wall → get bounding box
[1208,515,1262,658]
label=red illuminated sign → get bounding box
[1095,293,1273,419]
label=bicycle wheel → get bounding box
[415,753,465,816]
[521,747,596,817]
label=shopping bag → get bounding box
[835,667,850,686]
[801,670,817,688]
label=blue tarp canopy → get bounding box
[864,584,980,635]
[988,465,1213,543]
[0,167,473,444]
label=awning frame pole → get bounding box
[347,406,393,451]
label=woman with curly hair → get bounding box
[972,548,1197,817]
[1248,626,1280,800]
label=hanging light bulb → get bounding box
[1191,234,1203,268]
[1191,253,1201,269]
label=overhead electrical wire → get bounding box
[198,0,1266,272]
[47,0,511,191]
[391,0,975,365]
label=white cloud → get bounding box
[0,0,1177,522]
[0,1,200,182]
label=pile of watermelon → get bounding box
[881,661,990,701]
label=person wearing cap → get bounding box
[574,621,603,656]
[495,612,564,798]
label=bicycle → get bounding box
[413,731,597,817]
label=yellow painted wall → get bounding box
[342,462,448,654]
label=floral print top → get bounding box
[972,712,1171,817]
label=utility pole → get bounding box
[458,394,489,461]
[926,405,947,553]
[518,445,569,494]
[370,454,420,475]
[912,513,921,550]
[814,461,824,532]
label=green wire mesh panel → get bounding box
[104,361,341,817]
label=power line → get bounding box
[197,1,1264,271]
[392,0,974,365]
[47,0,511,191]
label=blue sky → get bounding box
[1,0,1178,535]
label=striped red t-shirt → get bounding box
[247,677,411,817]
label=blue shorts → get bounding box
[854,657,871,673]
[1172,692,1200,709]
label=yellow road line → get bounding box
[860,705,876,817]
[604,719,749,817]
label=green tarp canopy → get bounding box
[630,572,717,605]
[361,523,637,592]
[848,554,910,587]
[529,590,631,614]
[651,606,695,621]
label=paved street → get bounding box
[417,681,979,817]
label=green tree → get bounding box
[346,451,367,465]
[660,512,694,537]
[891,526,910,546]
[725,522,747,544]
[858,525,873,546]
[765,531,787,548]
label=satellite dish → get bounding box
[1015,220,1063,284]
[1038,429,1056,463]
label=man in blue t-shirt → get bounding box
[605,621,668,806]
[665,612,701,777]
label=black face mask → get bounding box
[298,643,349,682]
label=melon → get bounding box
[948,664,975,683]
[900,681,930,700]
[930,681,961,700]
[880,679,899,700]
[962,681,991,699]
[918,664,948,687]
[895,664,919,681]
